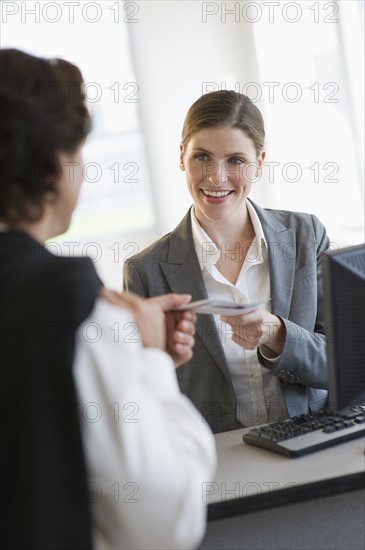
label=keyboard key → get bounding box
[323,425,337,433]
[334,422,346,430]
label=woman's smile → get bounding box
[201,189,234,202]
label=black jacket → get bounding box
[0,231,102,549]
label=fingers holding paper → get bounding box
[147,294,197,368]
[221,308,285,356]
[99,288,167,350]
[100,289,197,368]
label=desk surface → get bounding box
[200,489,365,550]
[207,427,365,519]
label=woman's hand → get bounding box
[220,308,285,356]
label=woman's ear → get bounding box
[255,151,265,178]
[257,150,266,169]
[179,144,185,171]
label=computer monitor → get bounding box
[322,243,365,411]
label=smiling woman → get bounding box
[179,93,267,285]
[124,90,330,434]
[181,127,263,286]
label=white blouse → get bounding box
[190,200,287,427]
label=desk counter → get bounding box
[207,427,364,519]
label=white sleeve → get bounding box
[73,299,217,550]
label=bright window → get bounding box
[0,0,155,286]
[250,0,364,246]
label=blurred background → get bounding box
[1,0,364,289]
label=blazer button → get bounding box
[279,370,300,384]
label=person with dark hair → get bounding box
[124,90,330,434]
[0,49,216,550]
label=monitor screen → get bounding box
[322,243,365,411]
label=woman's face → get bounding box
[180,126,265,226]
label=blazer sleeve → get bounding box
[123,259,150,298]
[258,214,330,390]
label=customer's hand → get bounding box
[99,289,167,350]
[146,293,196,368]
[99,290,196,366]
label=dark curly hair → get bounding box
[181,90,265,156]
[0,49,91,223]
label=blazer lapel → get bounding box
[160,209,232,383]
[251,200,296,319]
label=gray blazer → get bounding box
[124,200,329,433]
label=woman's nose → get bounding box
[205,162,228,185]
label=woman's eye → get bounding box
[195,153,209,161]
[228,157,244,165]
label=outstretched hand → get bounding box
[146,294,196,368]
[99,288,167,350]
[99,289,196,368]
[220,308,285,356]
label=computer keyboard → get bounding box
[242,404,365,457]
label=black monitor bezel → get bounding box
[322,243,365,411]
